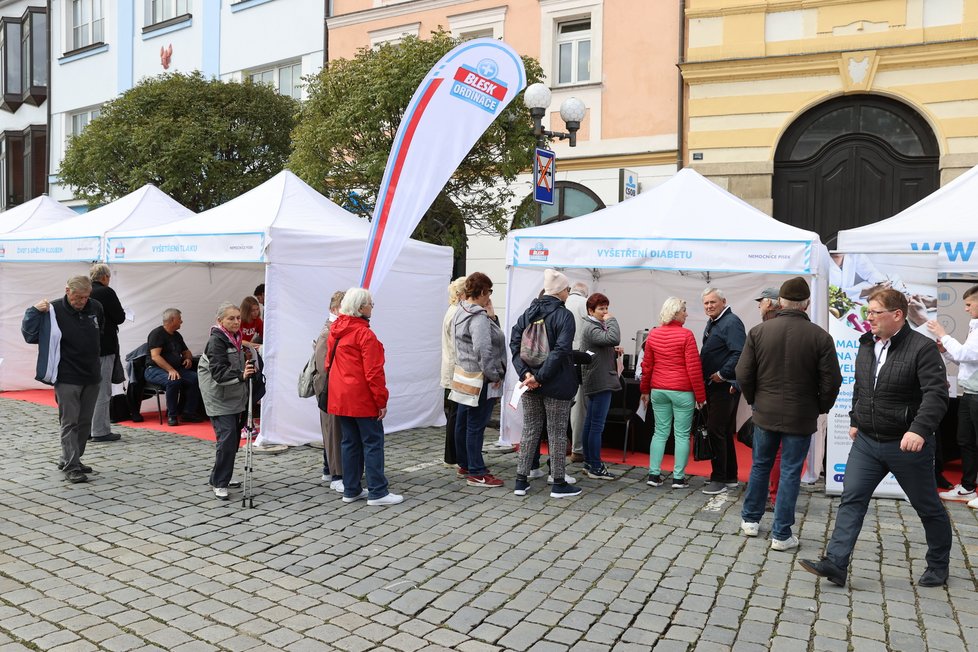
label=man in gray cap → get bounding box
[755,287,780,322]
[737,277,842,551]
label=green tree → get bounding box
[290,31,544,257]
[59,72,298,211]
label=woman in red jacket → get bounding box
[326,287,402,506]
[640,297,707,488]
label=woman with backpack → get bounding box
[198,301,257,500]
[451,272,507,488]
[510,269,582,498]
[578,293,622,480]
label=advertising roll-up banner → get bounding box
[825,251,939,498]
[359,38,526,291]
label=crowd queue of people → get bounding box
[24,262,971,588]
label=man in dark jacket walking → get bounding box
[801,288,951,588]
[89,264,126,442]
[700,287,746,494]
[511,269,581,498]
[22,276,104,483]
[737,277,842,551]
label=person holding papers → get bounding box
[640,297,706,489]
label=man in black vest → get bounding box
[800,288,951,588]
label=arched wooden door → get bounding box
[773,95,939,247]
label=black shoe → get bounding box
[181,414,205,423]
[646,473,665,487]
[799,558,846,587]
[918,567,948,587]
[167,416,179,426]
[92,433,121,442]
[57,462,93,473]
[65,470,88,484]
[936,474,954,490]
[131,413,145,423]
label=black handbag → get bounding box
[317,336,340,413]
[692,408,713,461]
[737,417,754,449]
[109,394,131,423]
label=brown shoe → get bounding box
[569,453,584,463]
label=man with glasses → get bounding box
[801,288,951,588]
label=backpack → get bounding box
[519,318,551,368]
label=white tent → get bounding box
[503,168,831,482]
[105,170,452,444]
[0,186,193,391]
[837,164,978,276]
[0,196,76,234]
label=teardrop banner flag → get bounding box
[359,38,527,290]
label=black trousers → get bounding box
[958,394,978,491]
[444,390,458,465]
[706,384,739,483]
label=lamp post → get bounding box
[523,82,586,225]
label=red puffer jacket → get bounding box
[640,321,706,403]
[326,315,389,417]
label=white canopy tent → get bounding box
[504,168,831,482]
[0,196,76,234]
[837,164,978,277]
[105,170,452,444]
[0,186,193,391]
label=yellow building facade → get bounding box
[682,0,978,244]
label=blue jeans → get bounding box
[741,425,811,541]
[454,383,497,476]
[339,416,389,500]
[826,433,951,572]
[582,391,613,470]
[144,366,199,417]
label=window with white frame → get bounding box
[148,0,190,26]
[70,0,104,50]
[67,106,100,147]
[448,6,506,41]
[556,18,590,85]
[249,62,302,100]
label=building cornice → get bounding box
[681,39,978,83]
[685,0,862,20]
[327,0,469,29]
[553,150,678,172]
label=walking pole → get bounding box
[242,375,256,508]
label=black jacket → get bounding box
[91,280,125,357]
[850,322,947,441]
[510,295,577,400]
[700,307,746,389]
[736,309,842,435]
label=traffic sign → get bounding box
[534,147,555,205]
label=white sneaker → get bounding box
[527,468,547,480]
[968,496,978,509]
[548,474,576,484]
[321,473,329,482]
[770,535,799,551]
[342,489,368,503]
[740,521,759,537]
[214,487,228,500]
[939,484,977,502]
[330,479,344,493]
[368,493,404,506]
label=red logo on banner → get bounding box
[453,67,507,101]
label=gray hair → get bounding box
[162,308,181,323]
[339,287,372,317]
[702,287,725,300]
[572,281,589,295]
[66,275,92,293]
[780,298,809,311]
[89,263,110,282]
[215,301,239,321]
[659,297,686,325]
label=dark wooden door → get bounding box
[773,96,939,247]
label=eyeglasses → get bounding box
[866,308,897,317]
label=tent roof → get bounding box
[0,196,76,234]
[836,164,978,273]
[506,168,824,275]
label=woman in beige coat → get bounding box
[441,277,467,469]
[314,290,345,492]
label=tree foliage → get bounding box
[59,72,298,211]
[290,30,544,254]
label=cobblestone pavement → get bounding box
[2,396,978,652]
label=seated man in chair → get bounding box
[145,308,203,426]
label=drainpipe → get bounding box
[45,0,52,195]
[676,0,685,171]
[323,0,331,69]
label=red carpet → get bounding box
[1,389,218,442]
